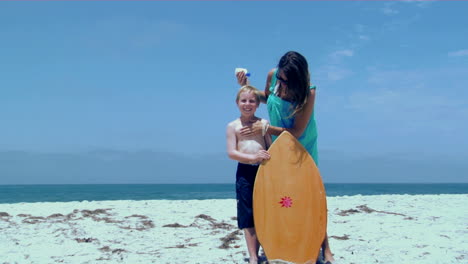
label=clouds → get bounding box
[381,0,435,15]
[84,18,187,52]
[315,22,370,82]
[448,49,468,57]
[317,65,468,156]
[320,66,353,82]
[358,35,370,41]
[316,50,354,82]
[330,49,354,59]
[382,2,399,16]
[352,24,371,43]
[345,67,468,139]
[401,0,436,8]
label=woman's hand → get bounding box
[236,71,249,86]
[239,120,263,136]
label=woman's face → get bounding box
[276,70,289,90]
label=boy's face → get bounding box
[237,91,259,117]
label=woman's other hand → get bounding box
[239,120,263,136]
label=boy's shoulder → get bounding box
[227,117,269,128]
[227,118,241,128]
[257,117,269,125]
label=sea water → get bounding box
[0,183,467,204]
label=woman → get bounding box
[236,51,337,264]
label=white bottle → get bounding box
[235,68,251,77]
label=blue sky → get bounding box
[1,1,467,183]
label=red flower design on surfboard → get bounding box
[279,196,293,208]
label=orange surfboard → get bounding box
[253,131,327,264]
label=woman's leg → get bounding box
[321,233,335,263]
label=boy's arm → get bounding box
[226,124,267,164]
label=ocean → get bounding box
[0,183,467,204]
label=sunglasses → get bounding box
[276,72,288,85]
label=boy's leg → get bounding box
[244,227,260,264]
[237,164,260,263]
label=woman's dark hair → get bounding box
[278,51,310,117]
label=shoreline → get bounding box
[1,194,467,263]
[2,183,467,204]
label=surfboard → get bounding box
[253,131,327,264]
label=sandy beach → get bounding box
[0,194,466,264]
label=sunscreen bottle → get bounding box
[235,68,251,77]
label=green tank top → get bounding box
[266,69,319,165]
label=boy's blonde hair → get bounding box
[236,85,261,105]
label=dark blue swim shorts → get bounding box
[235,162,259,229]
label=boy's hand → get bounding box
[253,150,270,164]
[236,72,249,86]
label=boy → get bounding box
[226,85,272,264]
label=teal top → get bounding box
[267,69,319,165]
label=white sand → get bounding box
[0,194,467,264]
